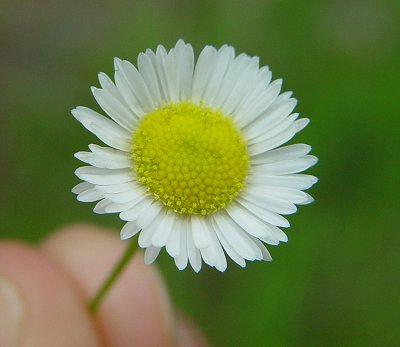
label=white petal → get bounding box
[174,218,189,270]
[251,155,318,175]
[243,92,297,140]
[212,51,253,109]
[119,196,154,221]
[93,199,113,214]
[105,188,145,204]
[246,174,318,190]
[213,212,262,260]
[212,217,246,267]
[172,39,194,100]
[250,236,272,261]
[248,125,297,156]
[114,58,153,115]
[72,182,93,194]
[72,107,131,151]
[75,166,134,185]
[98,71,139,116]
[137,51,163,106]
[151,211,175,247]
[95,181,139,194]
[191,215,209,249]
[297,192,315,205]
[153,45,174,102]
[144,246,161,264]
[234,72,277,128]
[136,202,164,229]
[92,73,137,131]
[97,72,124,101]
[201,45,235,105]
[198,219,216,268]
[254,186,312,204]
[166,217,182,257]
[168,44,189,101]
[220,55,261,116]
[295,118,310,133]
[77,188,103,202]
[248,113,299,146]
[235,199,288,243]
[120,221,141,240]
[105,200,138,213]
[234,69,281,128]
[226,202,284,243]
[138,210,165,248]
[236,78,281,128]
[191,45,218,104]
[91,87,134,131]
[235,193,290,227]
[187,223,202,272]
[90,144,131,157]
[240,188,297,215]
[175,224,189,270]
[75,147,131,170]
[204,219,227,271]
[251,144,311,165]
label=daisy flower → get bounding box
[72,39,318,272]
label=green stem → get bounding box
[88,237,137,313]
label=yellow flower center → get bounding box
[131,101,249,215]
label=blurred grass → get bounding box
[1,0,399,346]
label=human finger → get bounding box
[0,241,100,347]
[42,224,176,347]
[175,312,209,347]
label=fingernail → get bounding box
[0,275,25,347]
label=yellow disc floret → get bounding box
[131,101,249,215]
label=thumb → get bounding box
[0,273,24,347]
[0,242,99,347]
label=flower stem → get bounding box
[88,237,137,313]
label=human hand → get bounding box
[0,225,208,347]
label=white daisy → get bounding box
[72,39,318,272]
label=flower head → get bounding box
[72,40,318,272]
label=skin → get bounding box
[0,224,208,347]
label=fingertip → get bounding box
[175,312,210,347]
[0,266,25,347]
[42,224,176,347]
[0,242,99,347]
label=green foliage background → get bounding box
[1,0,399,346]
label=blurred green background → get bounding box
[1,0,399,346]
